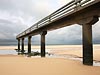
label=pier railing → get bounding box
[16,0,95,38]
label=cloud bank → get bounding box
[0,0,99,45]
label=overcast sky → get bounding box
[0,0,100,45]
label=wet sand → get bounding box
[0,45,100,75]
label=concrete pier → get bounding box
[28,36,32,54]
[16,0,100,65]
[40,31,47,57]
[21,38,24,54]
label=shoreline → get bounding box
[0,44,99,50]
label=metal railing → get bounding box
[17,0,95,38]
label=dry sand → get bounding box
[0,45,100,75]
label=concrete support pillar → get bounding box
[22,38,24,54]
[81,16,99,65]
[18,39,20,52]
[40,31,47,57]
[28,36,32,54]
[82,24,93,65]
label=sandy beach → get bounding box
[0,45,100,75]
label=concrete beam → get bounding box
[40,31,47,57]
[16,1,100,39]
[28,36,32,54]
[21,38,24,54]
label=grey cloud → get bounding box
[93,20,100,44]
[0,0,53,19]
[46,25,82,44]
[0,0,99,45]
[0,19,26,40]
